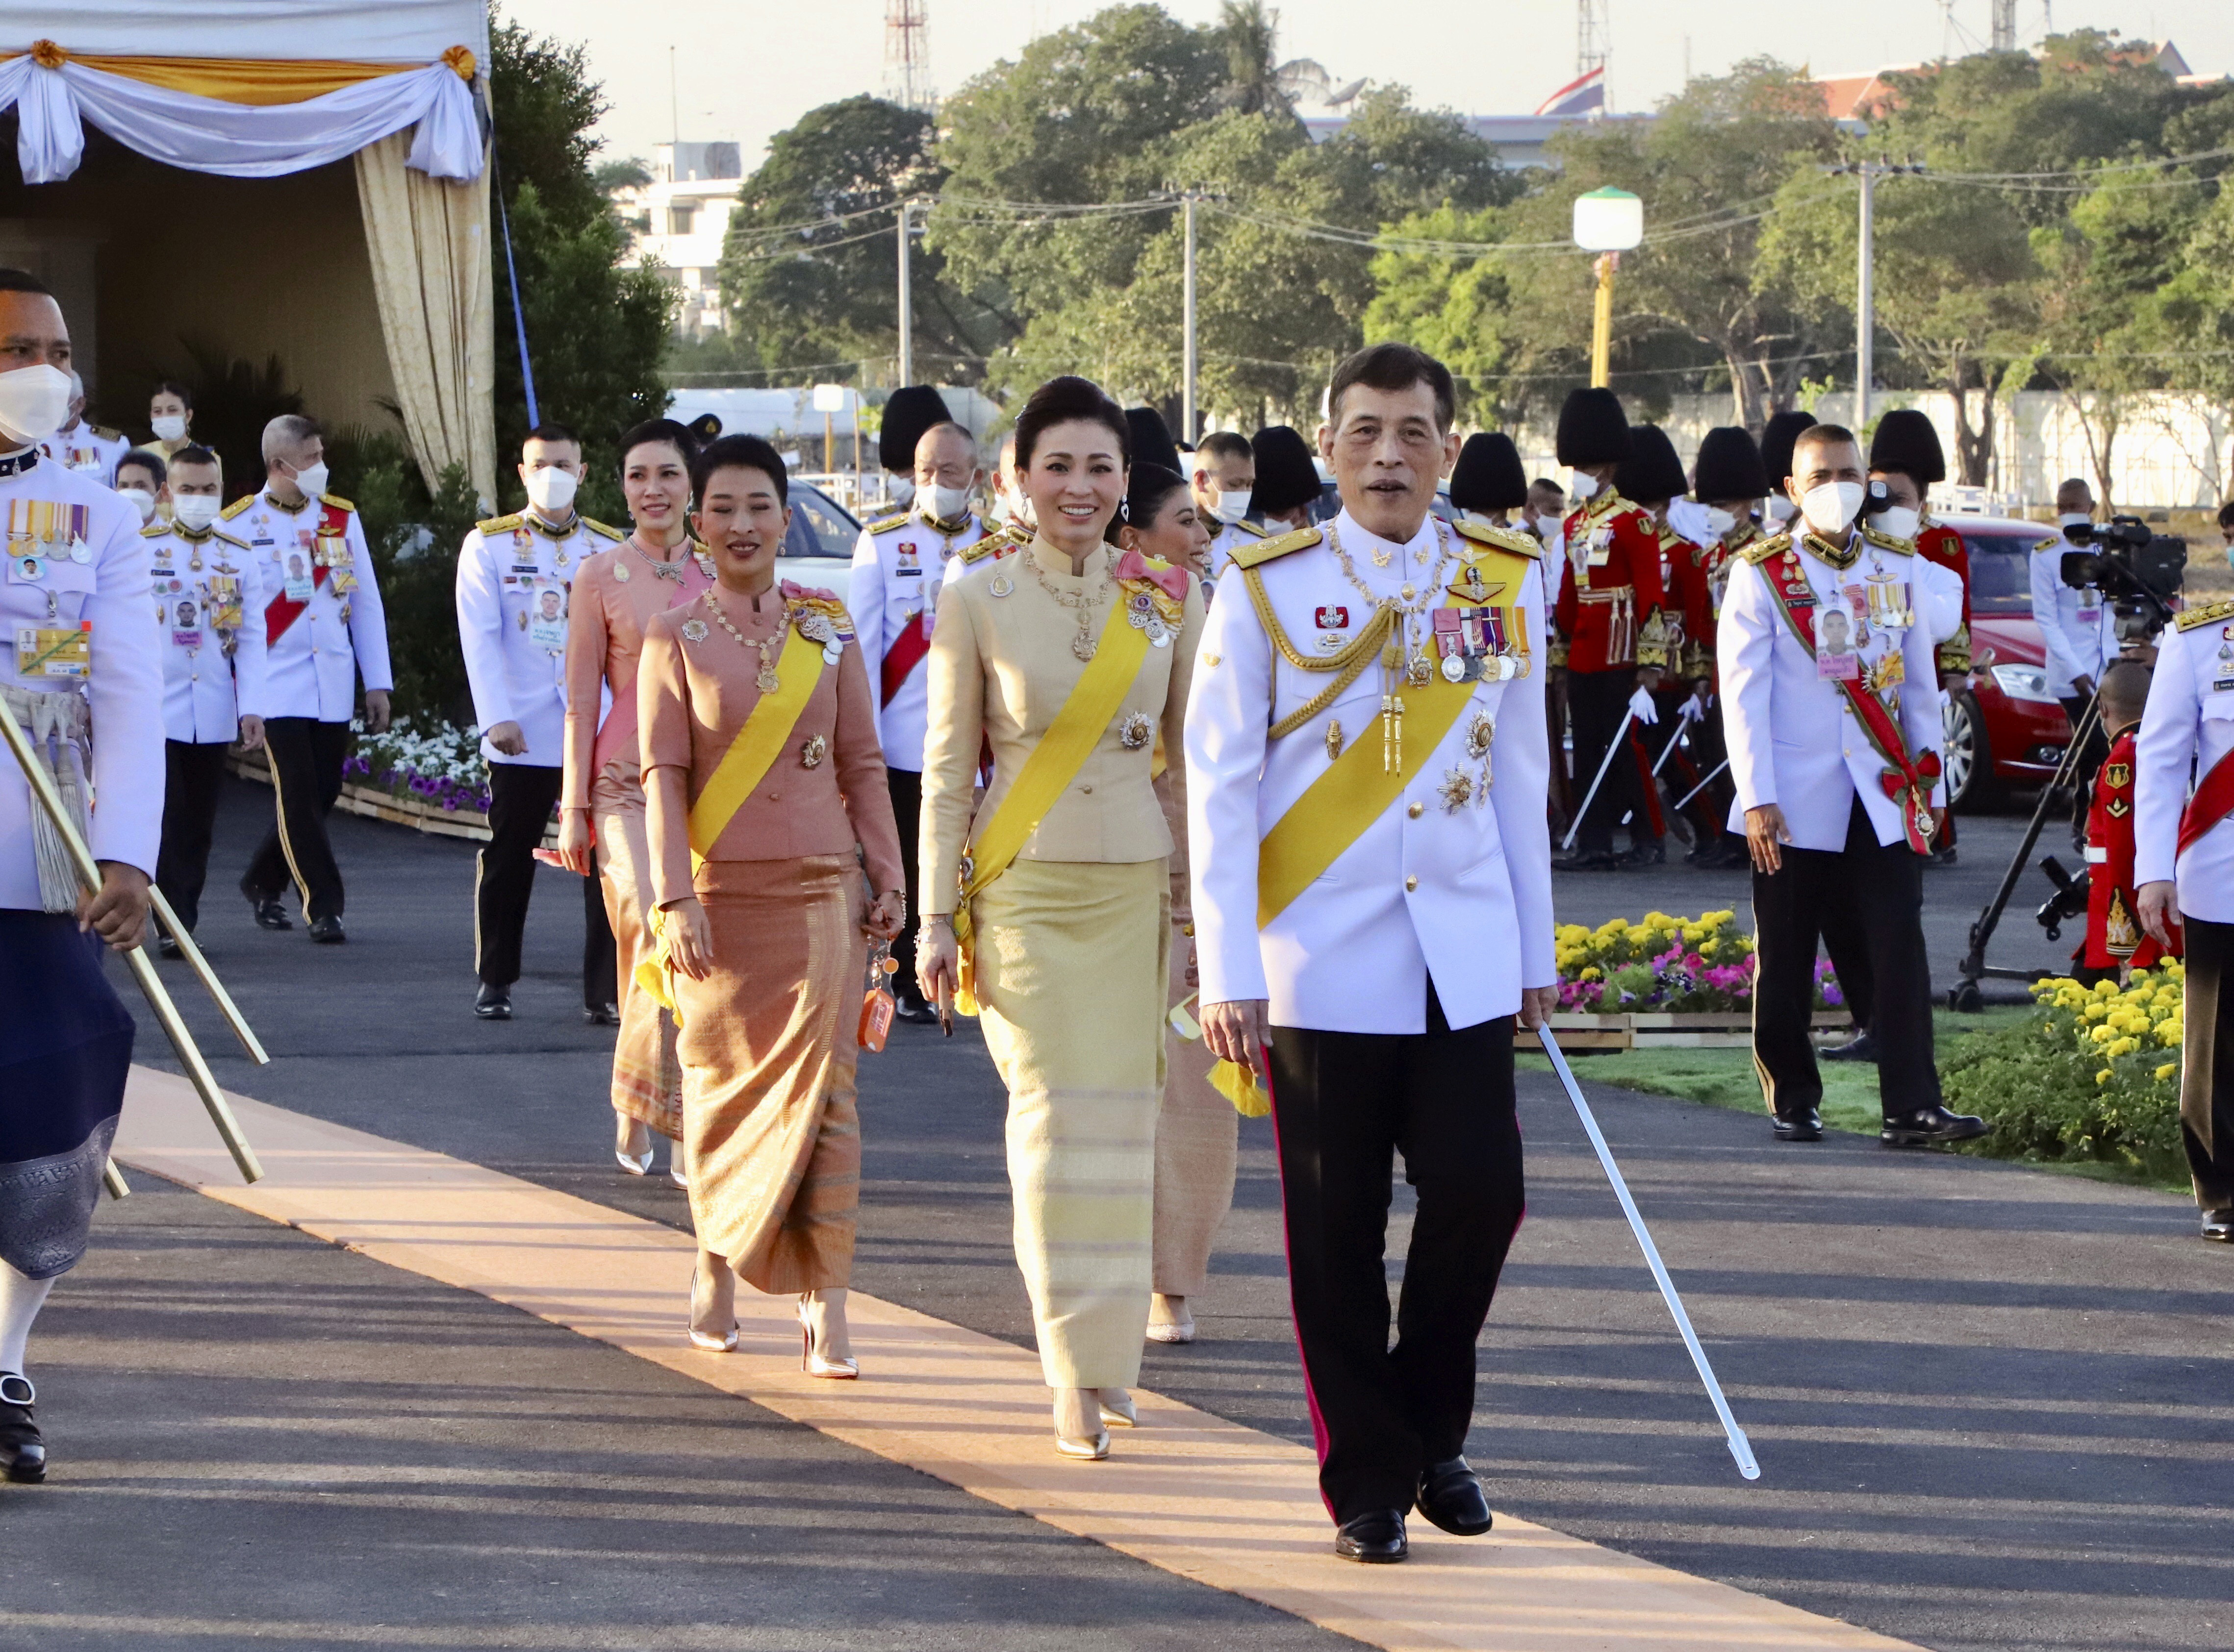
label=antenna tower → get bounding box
[1577,0,1610,106]
[1990,0,2016,51]
[885,0,934,112]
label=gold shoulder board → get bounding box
[1230,526,1323,570]
[219,495,256,521]
[1739,531,1791,566]
[1229,518,1267,539]
[2034,534,2063,553]
[580,518,626,543]
[2175,598,2234,632]
[868,510,912,535]
[92,425,124,441]
[476,513,524,536]
[139,521,169,538]
[1453,519,1543,560]
[212,528,254,552]
[960,529,1016,565]
[1860,524,1916,556]
[319,492,355,513]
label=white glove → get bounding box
[1677,692,1706,724]
[1627,686,1659,726]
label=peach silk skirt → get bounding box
[670,853,864,1295]
[593,761,683,1142]
[1153,912,1237,1299]
[971,857,1169,1390]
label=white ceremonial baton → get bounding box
[1560,707,1634,852]
[1533,1024,1760,1480]
[1649,725,1686,779]
[1671,756,1732,813]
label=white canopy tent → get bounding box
[0,1,498,502]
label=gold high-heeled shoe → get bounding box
[1054,1388,1109,1459]
[1097,1388,1138,1428]
[685,1268,737,1353]
[797,1294,858,1379]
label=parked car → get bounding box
[1937,516,2074,808]
[773,478,863,589]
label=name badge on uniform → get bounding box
[280,552,314,603]
[170,596,203,650]
[527,579,568,651]
[16,622,90,679]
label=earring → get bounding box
[1119,498,1130,523]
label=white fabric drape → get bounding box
[0,55,481,184]
[9,3,486,63]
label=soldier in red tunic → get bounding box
[1551,389,1672,870]
[2082,661,2176,978]
[1668,427,1770,871]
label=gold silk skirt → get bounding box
[593,762,683,1141]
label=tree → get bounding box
[1214,0,1330,121]
[1362,206,1514,426]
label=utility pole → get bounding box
[1182,192,1198,446]
[896,198,914,386]
[1828,159,1924,430]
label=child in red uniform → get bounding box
[2082,660,2177,980]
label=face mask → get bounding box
[524,464,578,514]
[173,493,223,532]
[1799,480,1864,538]
[1874,505,1921,542]
[1535,512,1563,539]
[1704,506,1736,537]
[151,414,188,443]
[1210,489,1252,526]
[1570,470,1601,500]
[0,363,73,445]
[118,486,157,523]
[2058,512,2090,528]
[286,458,330,500]
[1766,496,1797,525]
[924,483,973,523]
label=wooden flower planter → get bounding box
[226,748,556,847]
[1547,1010,1850,1051]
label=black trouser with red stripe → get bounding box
[243,717,348,923]
[2180,915,2234,1213]
[1267,988,1524,1522]
[1567,666,1662,853]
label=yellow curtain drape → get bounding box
[353,131,497,509]
[1,51,423,106]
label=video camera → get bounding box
[2059,515,2184,641]
[2034,854,2088,942]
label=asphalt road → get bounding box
[45,777,2234,1652]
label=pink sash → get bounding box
[590,553,712,779]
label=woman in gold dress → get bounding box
[917,379,1205,1459]
[640,434,905,1375]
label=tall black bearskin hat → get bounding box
[1447,432,1531,513]
[1692,426,1771,502]
[1554,386,1632,467]
[1614,423,1688,505]
[1759,410,1818,499]
[1250,425,1323,516]
[684,412,723,445]
[1868,409,1948,487]
[879,385,955,474]
[1124,405,1182,478]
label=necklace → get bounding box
[630,534,690,582]
[1328,521,1458,774]
[705,590,785,692]
[1031,546,1113,662]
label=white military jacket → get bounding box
[40,422,129,486]
[220,487,392,722]
[2029,530,2118,698]
[1203,517,1266,586]
[2134,599,2234,924]
[1720,526,1947,853]
[0,447,163,909]
[144,520,267,744]
[1186,507,1555,1035]
[847,505,988,772]
[455,508,622,766]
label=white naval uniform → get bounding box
[2029,531,2118,698]
[39,424,130,488]
[2134,604,2234,925]
[0,448,164,910]
[846,506,986,771]
[145,522,267,743]
[1720,529,1946,852]
[221,488,392,720]
[1186,508,1555,1034]
[1203,517,1266,585]
[455,510,621,765]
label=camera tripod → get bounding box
[1948,688,2102,1012]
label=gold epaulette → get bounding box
[219,495,255,521]
[1861,522,1918,556]
[1739,530,1791,565]
[1454,518,1543,560]
[1228,518,1267,538]
[212,528,253,552]
[867,510,912,535]
[477,512,525,536]
[1230,526,1322,570]
[2035,534,2063,553]
[92,425,123,441]
[582,518,626,543]
[960,527,1018,564]
[2175,598,2234,632]
[319,492,355,513]
[139,521,168,538]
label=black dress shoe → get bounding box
[1773,1107,1823,1142]
[0,1373,45,1484]
[1333,1507,1407,1563]
[1414,1456,1493,1537]
[308,915,347,945]
[1552,850,1626,872]
[1880,1105,1989,1147]
[1820,1028,1878,1063]
[244,885,292,930]
[474,984,513,1021]
[2201,1209,2233,1243]
[583,1002,621,1027]
[1622,839,1666,867]
[893,999,939,1025]
[156,933,182,959]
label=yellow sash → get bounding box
[950,601,1151,1015]
[635,625,826,1017]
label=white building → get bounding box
[613,141,743,338]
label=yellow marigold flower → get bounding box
[1579,966,1601,981]
[2156,1062,2178,1080]
[2093,980,2120,997]
[2096,1069,2112,1084]
[2090,1024,2116,1043]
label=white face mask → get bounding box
[118,486,158,523]
[1799,480,1865,538]
[285,458,330,500]
[1210,489,1252,526]
[923,483,973,523]
[1874,505,1921,542]
[173,493,223,532]
[151,414,188,443]
[1535,512,1564,539]
[524,464,578,514]
[0,363,73,446]
[1570,469,1601,500]
[1766,496,1797,525]
[1704,506,1736,537]
[2058,511,2090,527]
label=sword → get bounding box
[1533,1025,1760,1481]
[1560,707,1634,852]
[0,694,263,1185]
[1672,756,1732,812]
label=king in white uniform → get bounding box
[0,270,165,1486]
[1187,345,1552,1563]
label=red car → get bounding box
[1937,516,2076,808]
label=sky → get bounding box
[508,0,2233,173]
